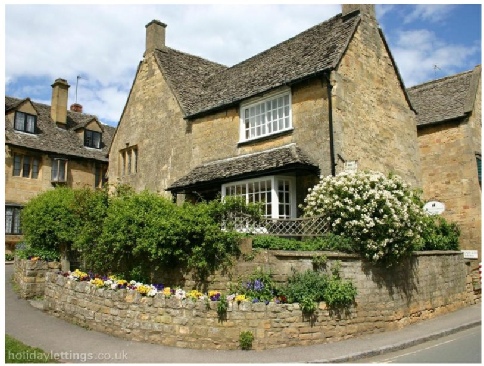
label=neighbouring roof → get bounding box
[5,96,115,161]
[155,12,360,118]
[407,65,481,126]
[167,144,319,192]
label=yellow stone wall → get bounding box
[107,53,191,197]
[333,13,421,187]
[418,120,481,257]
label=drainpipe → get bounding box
[323,71,336,176]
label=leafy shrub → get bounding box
[15,245,60,261]
[217,295,228,319]
[301,171,425,265]
[239,331,254,350]
[281,269,328,304]
[420,215,460,251]
[322,278,357,308]
[299,296,317,314]
[78,190,247,281]
[21,187,77,254]
[252,234,355,252]
[231,269,280,302]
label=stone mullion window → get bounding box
[5,206,22,234]
[120,146,138,176]
[12,153,40,179]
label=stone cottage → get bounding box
[407,65,482,257]
[5,78,115,252]
[108,4,421,221]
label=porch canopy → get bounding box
[167,144,319,195]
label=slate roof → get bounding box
[407,65,481,126]
[155,12,360,118]
[168,144,319,191]
[5,96,115,162]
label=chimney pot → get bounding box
[145,19,167,56]
[70,103,83,113]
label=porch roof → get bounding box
[167,144,319,193]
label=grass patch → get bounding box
[5,334,57,363]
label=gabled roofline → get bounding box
[153,51,189,116]
[108,60,142,158]
[377,28,416,114]
[464,65,481,114]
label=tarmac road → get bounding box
[4,263,482,363]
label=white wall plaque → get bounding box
[344,161,357,173]
[461,250,478,259]
[423,201,445,215]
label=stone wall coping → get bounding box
[413,250,463,257]
[271,250,463,259]
[271,250,360,259]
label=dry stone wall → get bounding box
[38,251,480,350]
[14,259,60,299]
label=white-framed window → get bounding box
[222,175,296,219]
[51,158,68,183]
[239,90,292,142]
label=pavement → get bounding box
[5,263,482,363]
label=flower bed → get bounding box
[42,252,477,351]
[58,269,291,306]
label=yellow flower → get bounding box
[187,290,203,299]
[235,294,247,302]
[90,278,104,288]
[163,287,171,296]
[137,285,150,295]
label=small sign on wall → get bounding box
[461,250,478,259]
[344,161,357,174]
[423,201,445,215]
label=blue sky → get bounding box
[4,4,482,127]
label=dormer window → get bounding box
[14,111,36,134]
[85,130,102,149]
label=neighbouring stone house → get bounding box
[407,65,482,258]
[5,78,115,252]
[109,4,421,221]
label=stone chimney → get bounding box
[51,78,70,126]
[70,103,83,113]
[145,20,167,56]
[342,4,376,20]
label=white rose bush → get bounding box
[301,171,425,266]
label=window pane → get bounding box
[13,155,21,176]
[133,149,138,173]
[93,132,101,149]
[14,112,25,131]
[13,209,21,234]
[22,156,31,178]
[52,160,58,181]
[32,158,39,179]
[5,208,13,234]
[85,130,93,147]
[59,160,66,181]
[26,115,35,133]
